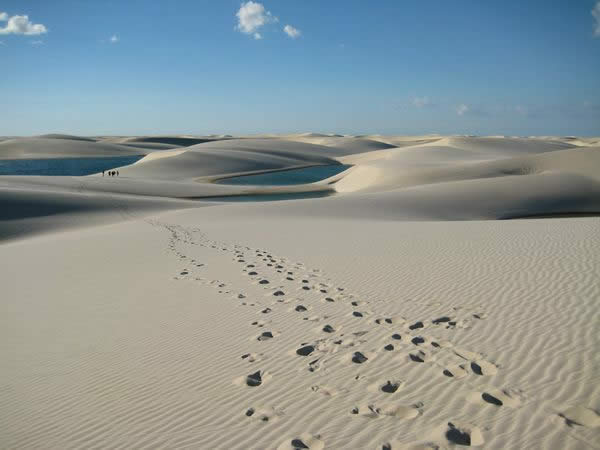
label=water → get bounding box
[198,191,334,202]
[0,156,144,176]
[216,164,351,186]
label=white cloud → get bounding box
[236,2,277,39]
[412,96,431,108]
[456,104,469,116]
[593,1,600,37]
[283,24,301,39]
[0,12,47,35]
[110,34,119,43]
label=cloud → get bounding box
[30,40,44,46]
[236,2,277,39]
[0,12,47,35]
[456,103,469,116]
[412,96,431,108]
[593,1,600,37]
[110,34,119,43]
[283,24,301,39]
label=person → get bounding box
[116,170,119,177]
[102,170,105,177]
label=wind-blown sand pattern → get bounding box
[1,134,599,449]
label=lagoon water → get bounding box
[199,191,334,202]
[216,164,350,186]
[0,156,143,176]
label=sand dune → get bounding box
[0,185,196,241]
[336,146,600,193]
[285,135,399,152]
[0,136,146,159]
[120,136,222,147]
[116,139,353,181]
[37,133,98,142]
[1,135,599,449]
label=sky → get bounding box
[1,1,599,136]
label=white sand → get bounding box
[1,134,599,449]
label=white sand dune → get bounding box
[0,136,146,159]
[37,133,98,142]
[118,136,223,147]
[1,135,599,449]
[116,139,357,181]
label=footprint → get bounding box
[351,352,369,364]
[308,358,322,372]
[444,422,485,447]
[470,360,498,376]
[245,406,283,423]
[411,336,426,346]
[408,321,424,330]
[257,331,275,341]
[443,364,468,379]
[235,370,271,387]
[296,345,315,357]
[241,352,262,363]
[409,350,428,363]
[432,316,451,325]
[277,434,324,450]
[368,380,405,394]
[482,392,503,406]
[375,317,394,325]
[380,380,404,394]
[559,406,600,428]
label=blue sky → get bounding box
[1,1,599,136]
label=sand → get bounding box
[1,134,599,449]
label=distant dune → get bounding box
[120,136,221,147]
[0,137,145,159]
[1,134,599,221]
[37,133,98,142]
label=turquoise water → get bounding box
[198,191,334,202]
[216,164,351,186]
[0,156,143,176]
